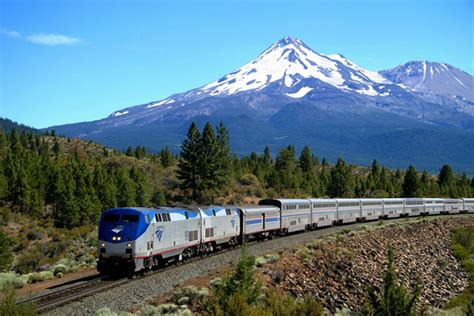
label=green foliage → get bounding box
[328,158,354,197]
[178,122,231,202]
[402,165,420,198]
[0,285,37,316]
[204,244,262,314]
[361,246,421,315]
[445,226,474,311]
[264,292,324,316]
[0,231,12,271]
[160,146,175,168]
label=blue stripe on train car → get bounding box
[265,217,279,222]
[246,219,262,225]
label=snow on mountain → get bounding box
[380,61,474,101]
[200,36,390,97]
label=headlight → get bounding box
[112,236,116,241]
[127,243,132,248]
[117,236,121,241]
[101,242,105,247]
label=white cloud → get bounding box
[0,28,82,46]
[0,28,21,38]
[26,33,81,46]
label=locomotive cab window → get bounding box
[121,215,138,223]
[103,214,120,223]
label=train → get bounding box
[97,197,474,274]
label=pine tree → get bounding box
[402,165,420,198]
[177,122,202,200]
[125,146,133,157]
[438,164,453,196]
[362,246,420,315]
[328,158,354,197]
[151,188,166,206]
[214,122,231,190]
[272,145,299,193]
[198,122,222,202]
[160,146,175,167]
[116,168,136,206]
[130,167,149,206]
[420,171,430,197]
[371,159,380,177]
[93,166,117,210]
[299,145,313,173]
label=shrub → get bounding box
[264,254,280,264]
[96,307,117,316]
[255,257,268,267]
[15,248,41,274]
[264,291,323,315]
[138,304,160,316]
[53,263,68,275]
[0,272,25,290]
[239,174,260,186]
[204,244,262,314]
[445,226,474,311]
[0,231,12,271]
[0,286,37,315]
[209,278,222,288]
[361,246,421,315]
[296,247,311,262]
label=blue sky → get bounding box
[1,0,472,128]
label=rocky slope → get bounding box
[261,217,473,313]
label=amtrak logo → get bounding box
[155,226,164,241]
[230,219,235,228]
[111,225,124,234]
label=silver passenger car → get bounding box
[445,199,463,214]
[404,198,424,216]
[335,199,360,223]
[309,199,337,228]
[259,199,311,233]
[463,198,474,212]
[423,198,445,215]
[382,198,405,218]
[238,205,280,240]
[360,199,383,221]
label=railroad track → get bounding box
[17,275,128,313]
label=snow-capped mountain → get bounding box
[380,61,474,101]
[50,36,474,173]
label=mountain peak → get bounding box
[199,36,389,97]
[276,35,300,46]
[380,60,473,100]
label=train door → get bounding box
[239,209,244,243]
[262,213,266,230]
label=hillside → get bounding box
[0,118,39,135]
